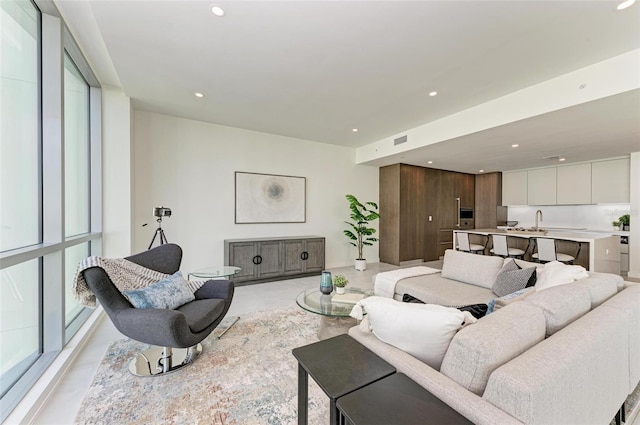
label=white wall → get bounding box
[629,151,640,280]
[102,88,133,257]
[132,110,379,272]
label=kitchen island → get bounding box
[454,228,620,274]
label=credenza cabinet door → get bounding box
[256,240,282,279]
[303,239,325,272]
[226,242,258,283]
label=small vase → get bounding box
[320,271,333,294]
[335,286,346,295]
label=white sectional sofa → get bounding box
[349,249,640,425]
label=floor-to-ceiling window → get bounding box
[0,0,102,419]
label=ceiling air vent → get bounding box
[394,135,408,146]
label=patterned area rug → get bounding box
[75,308,329,425]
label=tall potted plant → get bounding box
[343,194,380,270]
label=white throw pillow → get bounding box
[352,296,468,370]
[535,261,589,291]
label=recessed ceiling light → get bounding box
[617,0,635,10]
[194,92,204,98]
[479,169,485,173]
[352,128,358,132]
[427,161,433,164]
[511,144,519,148]
[559,157,566,162]
[211,5,225,16]
[429,91,438,97]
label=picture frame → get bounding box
[234,172,306,223]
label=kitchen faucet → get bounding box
[534,209,543,230]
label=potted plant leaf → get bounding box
[332,274,349,294]
[343,194,380,271]
[619,214,630,231]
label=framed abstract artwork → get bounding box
[234,172,306,223]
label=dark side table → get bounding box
[337,373,474,425]
[292,334,396,425]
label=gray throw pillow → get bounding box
[492,260,537,297]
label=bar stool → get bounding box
[531,238,581,264]
[456,232,486,255]
[489,234,526,259]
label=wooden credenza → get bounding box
[224,236,325,285]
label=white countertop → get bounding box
[497,226,630,237]
[460,228,621,243]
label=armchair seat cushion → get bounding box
[176,298,226,333]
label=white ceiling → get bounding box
[58,0,640,173]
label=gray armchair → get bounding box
[82,243,234,376]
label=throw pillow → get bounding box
[402,294,488,319]
[535,261,589,291]
[491,260,536,297]
[123,271,195,309]
[354,296,468,370]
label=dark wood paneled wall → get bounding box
[379,164,483,264]
[379,165,401,265]
[475,172,502,229]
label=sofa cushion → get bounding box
[582,275,618,308]
[440,249,505,289]
[440,301,546,395]
[492,260,536,297]
[523,282,591,336]
[395,273,495,306]
[355,296,469,370]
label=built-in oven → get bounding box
[458,207,474,229]
[460,208,474,219]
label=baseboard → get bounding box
[4,307,105,425]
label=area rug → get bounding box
[74,308,329,425]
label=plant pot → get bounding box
[335,286,346,295]
[355,259,367,271]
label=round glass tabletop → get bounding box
[188,266,241,279]
[296,287,373,318]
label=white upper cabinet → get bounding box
[591,158,630,203]
[527,168,557,205]
[502,171,528,205]
[557,163,592,205]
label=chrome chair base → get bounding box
[128,344,203,377]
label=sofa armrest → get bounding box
[348,327,523,425]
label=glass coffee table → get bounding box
[296,287,373,340]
